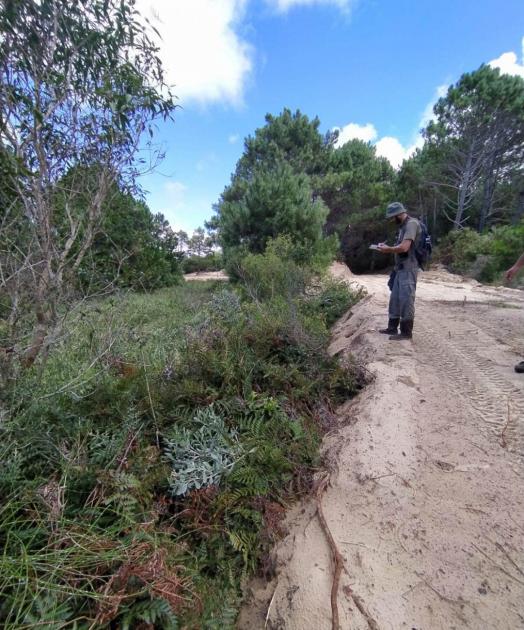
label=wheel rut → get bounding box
[417,302,524,456]
[238,264,524,630]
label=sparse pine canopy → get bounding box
[422,64,524,231]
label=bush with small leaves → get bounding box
[164,407,244,496]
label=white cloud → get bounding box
[134,0,361,107]
[228,133,240,144]
[136,0,253,106]
[489,37,524,79]
[333,122,377,147]
[333,83,450,168]
[164,181,187,208]
[333,122,412,168]
[267,0,355,12]
[333,124,418,169]
[418,83,448,130]
[333,36,524,169]
[374,137,410,169]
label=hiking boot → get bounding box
[379,318,400,335]
[515,361,524,374]
[389,319,413,341]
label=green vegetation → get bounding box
[0,0,178,366]
[396,64,524,278]
[421,65,524,233]
[80,185,183,292]
[1,4,522,627]
[219,160,333,273]
[1,245,364,627]
[214,109,396,274]
[183,253,224,274]
[437,221,524,283]
[211,66,523,280]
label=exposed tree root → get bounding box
[316,473,380,630]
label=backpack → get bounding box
[414,220,432,270]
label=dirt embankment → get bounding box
[239,263,524,630]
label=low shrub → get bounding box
[0,257,363,627]
[490,223,524,277]
[164,407,243,496]
[226,233,339,283]
[183,252,224,274]
[236,236,312,301]
[437,221,524,283]
[304,277,366,327]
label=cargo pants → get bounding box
[388,267,418,321]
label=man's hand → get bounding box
[377,239,412,255]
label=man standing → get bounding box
[376,202,421,340]
[506,252,524,373]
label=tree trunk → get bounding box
[21,305,52,368]
[513,190,524,225]
[478,167,496,232]
[433,195,437,238]
[454,148,474,229]
[478,120,504,232]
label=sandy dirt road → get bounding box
[239,263,524,630]
[184,270,228,281]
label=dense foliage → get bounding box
[215,110,336,271]
[437,221,524,283]
[0,0,176,366]
[213,109,395,274]
[220,162,334,272]
[81,189,183,291]
[213,66,524,280]
[0,244,364,628]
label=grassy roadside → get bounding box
[0,258,364,628]
[435,222,524,285]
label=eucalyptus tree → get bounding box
[0,0,176,365]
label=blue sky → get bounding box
[136,0,524,234]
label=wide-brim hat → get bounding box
[385,202,407,219]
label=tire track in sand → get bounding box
[417,301,524,457]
